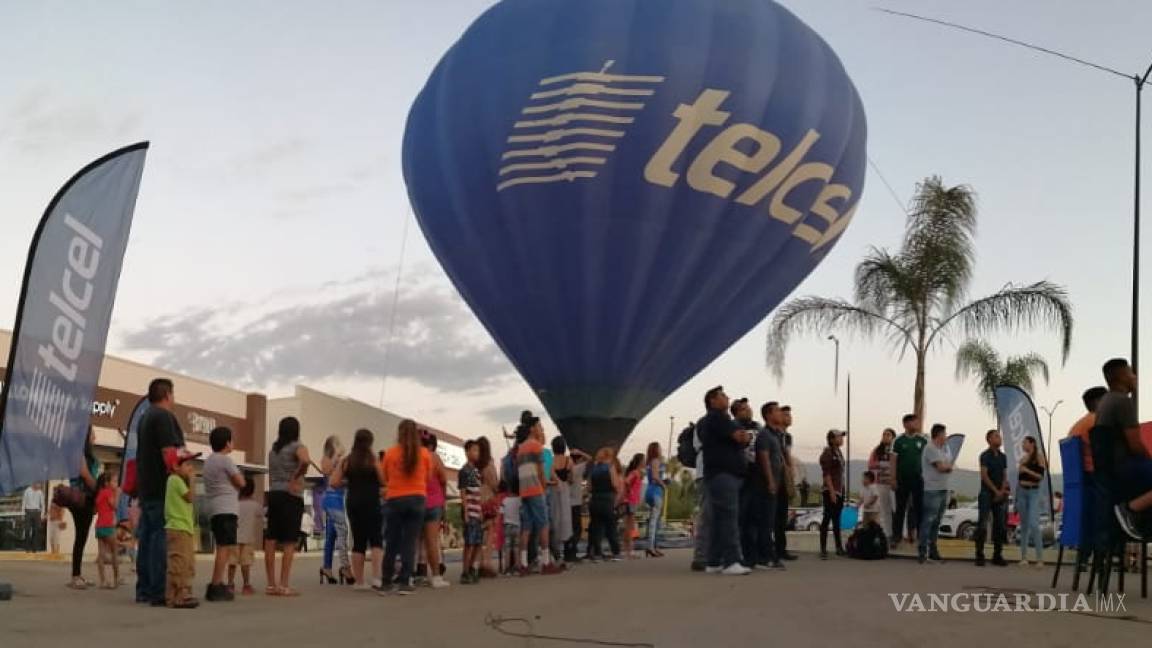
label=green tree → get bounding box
[766,176,1072,421]
[954,339,1050,412]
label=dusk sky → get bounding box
[1,0,1148,475]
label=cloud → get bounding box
[0,89,143,153]
[229,138,310,175]
[481,404,534,426]
[119,270,518,393]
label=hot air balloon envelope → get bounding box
[403,0,867,451]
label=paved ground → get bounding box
[0,544,1149,648]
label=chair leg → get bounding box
[1088,550,1101,595]
[1051,545,1064,589]
[1118,545,1126,594]
[1142,542,1148,599]
[1072,549,1085,592]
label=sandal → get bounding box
[265,586,281,596]
[278,587,301,597]
[66,578,88,590]
[169,598,200,609]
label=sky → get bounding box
[1,0,1149,476]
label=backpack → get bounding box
[501,449,520,496]
[847,521,889,560]
[676,421,699,469]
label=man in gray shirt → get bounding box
[918,424,953,564]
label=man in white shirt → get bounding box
[918,425,953,564]
[22,484,45,553]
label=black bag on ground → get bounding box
[847,521,888,560]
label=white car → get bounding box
[938,503,979,540]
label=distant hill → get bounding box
[796,460,1063,499]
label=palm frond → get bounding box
[765,297,912,380]
[1003,353,1050,394]
[902,176,978,313]
[929,281,1073,362]
[954,340,1001,410]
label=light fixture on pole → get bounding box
[1040,400,1064,462]
[879,8,1152,416]
[828,334,840,394]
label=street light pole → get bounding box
[668,416,675,459]
[827,334,840,395]
[1040,400,1064,462]
[879,8,1152,416]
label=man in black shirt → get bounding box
[1096,358,1152,538]
[135,378,185,606]
[774,405,798,560]
[975,429,1009,567]
[700,386,753,575]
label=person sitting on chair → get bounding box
[1095,358,1152,539]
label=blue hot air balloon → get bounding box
[403,0,866,452]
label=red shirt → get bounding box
[95,487,116,529]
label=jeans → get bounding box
[1016,487,1043,562]
[706,473,743,568]
[647,490,664,550]
[739,482,776,565]
[875,484,894,539]
[565,504,583,560]
[323,506,350,570]
[820,491,844,554]
[68,502,94,579]
[894,475,924,541]
[383,495,425,585]
[918,489,947,558]
[975,492,1007,559]
[774,486,789,556]
[587,495,620,558]
[23,510,42,552]
[136,499,166,602]
[693,479,712,564]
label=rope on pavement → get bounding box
[485,614,656,647]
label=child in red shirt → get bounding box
[94,472,120,589]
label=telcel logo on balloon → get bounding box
[403,0,866,452]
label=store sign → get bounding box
[187,411,217,438]
[91,399,120,418]
[436,443,467,471]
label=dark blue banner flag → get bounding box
[994,384,1053,516]
[0,142,149,493]
[403,0,867,451]
[117,396,149,520]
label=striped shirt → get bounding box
[459,464,482,521]
[516,440,545,498]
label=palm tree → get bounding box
[765,176,1072,422]
[954,340,1050,412]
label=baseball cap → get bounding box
[826,429,847,442]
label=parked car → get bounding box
[938,500,1057,546]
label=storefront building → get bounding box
[0,329,268,555]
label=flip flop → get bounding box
[278,587,301,597]
[265,586,281,596]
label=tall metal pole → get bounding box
[668,416,675,458]
[845,372,852,501]
[828,334,840,394]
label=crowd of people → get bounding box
[44,356,1152,606]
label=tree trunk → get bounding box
[913,349,926,424]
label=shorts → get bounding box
[265,491,305,544]
[503,524,520,550]
[463,519,483,547]
[619,503,635,517]
[211,514,238,547]
[424,505,445,523]
[520,495,547,532]
[229,544,255,567]
[95,526,115,540]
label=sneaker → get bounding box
[975,557,986,567]
[353,583,371,592]
[609,555,623,563]
[705,566,723,574]
[241,585,255,596]
[820,551,829,561]
[690,561,706,572]
[377,586,396,597]
[430,576,450,589]
[588,557,601,564]
[771,561,786,571]
[1019,560,1031,568]
[991,557,1009,567]
[205,583,234,602]
[542,564,564,575]
[781,553,799,561]
[397,584,416,596]
[721,563,751,576]
[517,566,533,577]
[1115,504,1144,540]
[929,554,943,563]
[925,557,941,565]
[917,555,927,565]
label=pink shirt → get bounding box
[426,467,446,508]
[626,471,642,506]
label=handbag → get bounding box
[52,484,89,509]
